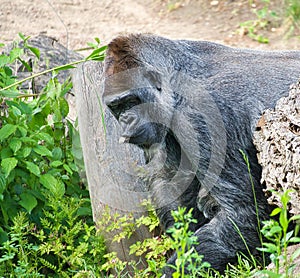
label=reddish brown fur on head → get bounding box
[104,35,140,77]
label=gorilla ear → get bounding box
[105,35,139,76]
[144,70,162,92]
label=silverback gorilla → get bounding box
[102,34,300,274]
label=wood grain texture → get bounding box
[72,61,152,266]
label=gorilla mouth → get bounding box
[119,129,146,145]
[119,128,158,148]
[119,136,130,144]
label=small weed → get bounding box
[257,190,300,277]
[284,0,300,36]
[166,207,211,277]
[239,0,278,43]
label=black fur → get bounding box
[102,34,300,274]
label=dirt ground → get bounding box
[1,0,299,52]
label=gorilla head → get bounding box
[103,36,177,151]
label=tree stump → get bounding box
[253,80,300,275]
[253,81,300,217]
[72,61,153,268]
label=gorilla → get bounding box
[102,33,300,274]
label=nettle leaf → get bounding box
[27,45,40,59]
[9,47,23,62]
[52,147,63,160]
[19,192,38,214]
[59,98,69,118]
[0,124,17,141]
[17,126,27,137]
[292,247,300,261]
[22,147,32,158]
[33,145,52,157]
[50,160,63,168]
[17,57,32,72]
[0,147,13,159]
[53,101,62,122]
[40,174,65,197]
[11,105,21,117]
[9,138,22,154]
[40,174,57,191]
[55,64,75,71]
[1,157,18,178]
[20,137,36,144]
[55,180,65,197]
[63,164,73,175]
[18,101,32,114]
[0,90,20,98]
[25,161,41,176]
[0,173,6,194]
[34,132,54,146]
[0,55,10,67]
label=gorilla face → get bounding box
[104,88,168,149]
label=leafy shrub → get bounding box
[0,35,106,276]
[257,190,300,277]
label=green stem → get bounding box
[0,59,85,92]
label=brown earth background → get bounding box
[1,0,299,52]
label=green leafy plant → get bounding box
[101,205,211,278]
[257,190,300,277]
[0,196,106,277]
[0,34,108,276]
[283,0,300,36]
[285,0,300,23]
[239,0,278,44]
[97,202,170,277]
[0,212,42,277]
[166,207,211,278]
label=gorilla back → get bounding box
[102,33,300,273]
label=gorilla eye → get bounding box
[107,94,141,119]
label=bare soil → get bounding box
[1,0,299,51]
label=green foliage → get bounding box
[98,154,300,278]
[284,0,300,35]
[100,206,211,278]
[257,190,300,277]
[0,35,107,276]
[239,0,300,43]
[0,74,85,228]
[285,0,300,23]
[167,207,211,278]
[0,196,106,277]
[239,0,278,44]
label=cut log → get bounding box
[72,61,153,268]
[254,80,300,275]
[254,81,300,217]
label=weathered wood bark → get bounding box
[253,80,300,275]
[72,61,153,268]
[253,81,300,217]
